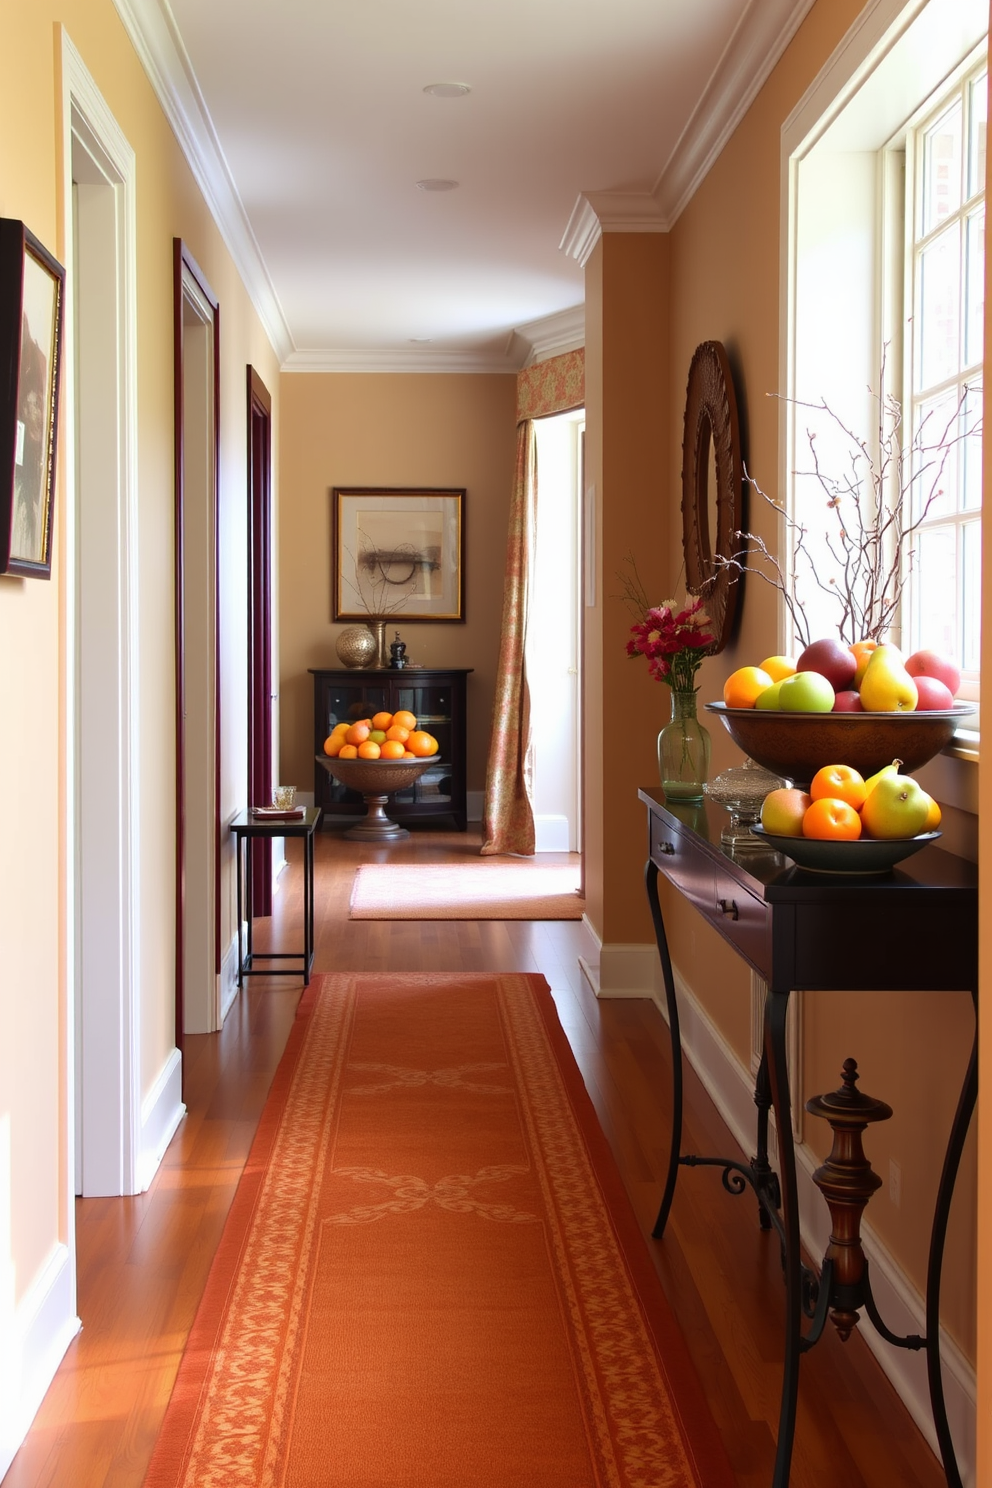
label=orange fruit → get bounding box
[392,709,417,731]
[372,711,393,731]
[385,724,410,743]
[402,750,417,759]
[357,740,381,759]
[922,792,941,831]
[380,740,406,759]
[345,721,370,745]
[809,764,867,811]
[723,666,775,709]
[850,640,878,686]
[406,730,438,757]
[802,797,862,840]
[759,655,798,682]
[323,733,343,756]
[338,743,359,759]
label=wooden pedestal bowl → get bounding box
[316,754,437,840]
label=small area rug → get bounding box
[349,860,585,919]
[143,972,733,1488]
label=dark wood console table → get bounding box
[639,788,977,1488]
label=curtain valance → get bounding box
[515,348,584,424]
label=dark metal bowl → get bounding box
[316,754,437,795]
[706,702,972,786]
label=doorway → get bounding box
[247,367,273,914]
[529,410,584,852]
[174,242,221,1041]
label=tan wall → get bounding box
[591,0,981,1365]
[0,0,278,1330]
[277,373,517,795]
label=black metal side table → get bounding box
[639,788,978,1488]
[230,806,321,987]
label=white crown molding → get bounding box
[511,304,585,367]
[562,0,818,259]
[282,346,520,375]
[111,0,294,362]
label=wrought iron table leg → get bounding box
[235,834,245,988]
[925,986,977,1488]
[303,827,315,984]
[646,860,684,1239]
[765,986,802,1488]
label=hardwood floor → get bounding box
[3,824,948,1488]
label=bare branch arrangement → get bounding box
[716,377,980,647]
[348,528,417,619]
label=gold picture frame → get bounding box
[332,487,465,622]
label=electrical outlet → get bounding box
[889,1159,901,1208]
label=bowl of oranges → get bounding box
[317,708,441,798]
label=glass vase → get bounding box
[658,687,711,802]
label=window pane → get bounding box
[917,223,961,389]
[966,206,986,365]
[922,99,963,234]
[962,519,981,671]
[963,382,983,510]
[969,72,987,199]
[914,393,958,520]
[914,527,957,655]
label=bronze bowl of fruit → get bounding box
[317,755,437,796]
[706,702,972,787]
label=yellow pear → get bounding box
[863,758,902,796]
[859,645,918,712]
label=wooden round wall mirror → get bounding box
[681,340,742,653]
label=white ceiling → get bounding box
[115,0,816,369]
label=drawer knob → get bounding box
[658,840,675,856]
[718,898,739,920]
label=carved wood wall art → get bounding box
[681,340,742,652]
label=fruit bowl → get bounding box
[749,824,941,875]
[316,754,440,840]
[706,702,971,787]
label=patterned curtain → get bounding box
[481,348,585,856]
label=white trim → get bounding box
[588,941,659,999]
[219,931,242,1025]
[110,0,293,362]
[281,346,520,374]
[137,1050,186,1193]
[533,815,571,853]
[511,305,585,367]
[0,1245,80,1482]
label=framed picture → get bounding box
[0,220,65,579]
[333,487,465,622]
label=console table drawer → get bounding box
[651,815,771,977]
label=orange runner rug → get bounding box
[144,973,733,1488]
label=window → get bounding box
[902,61,986,693]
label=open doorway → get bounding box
[528,410,584,852]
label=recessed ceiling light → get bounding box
[409,337,433,344]
[423,82,471,98]
[416,178,459,192]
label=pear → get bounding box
[860,769,930,838]
[859,645,919,712]
[863,758,902,796]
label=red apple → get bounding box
[796,637,857,692]
[905,649,961,697]
[912,675,956,710]
[832,690,863,712]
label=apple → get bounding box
[912,675,955,711]
[797,637,857,692]
[832,690,863,712]
[904,649,960,696]
[760,787,812,836]
[777,670,836,712]
[755,680,785,709]
[860,771,930,838]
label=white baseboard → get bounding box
[137,1047,186,1193]
[220,929,242,1024]
[662,962,976,1486]
[583,940,659,999]
[534,814,571,852]
[0,1244,80,1480]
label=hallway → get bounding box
[4,827,947,1488]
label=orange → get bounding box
[338,743,359,759]
[392,709,417,731]
[802,797,862,840]
[345,721,370,745]
[922,792,942,831]
[850,639,878,686]
[385,724,410,743]
[759,655,798,682]
[372,711,393,731]
[402,750,417,759]
[380,740,406,759]
[809,763,867,811]
[407,730,438,757]
[323,733,343,756]
[357,739,381,759]
[723,666,774,709]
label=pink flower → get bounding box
[626,593,714,690]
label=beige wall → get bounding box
[277,373,517,796]
[588,0,982,1372]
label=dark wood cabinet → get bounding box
[311,668,472,829]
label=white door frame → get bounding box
[60,30,142,1196]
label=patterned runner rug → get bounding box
[143,973,732,1488]
[349,860,585,919]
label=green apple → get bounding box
[777,670,836,712]
[860,770,930,838]
[755,680,785,709]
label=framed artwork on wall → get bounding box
[0,219,66,579]
[332,487,465,622]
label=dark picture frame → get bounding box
[332,487,465,622]
[0,221,65,579]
